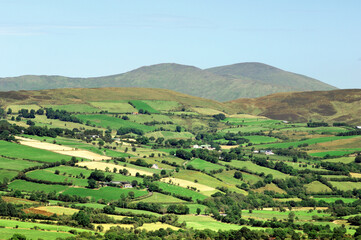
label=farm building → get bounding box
[192,144,215,150]
[100,181,132,188]
[151,164,160,169]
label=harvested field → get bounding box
[23,207,54,217]
[17,136,110,161]
[35,206,79,215]
[77,161,153,176]
[161,177,216,194]
[350,172,361,178]
[1,196,38,205]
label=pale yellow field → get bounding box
[16,136,111,161]
[35,206,79,215]
[77,161,153,176]
[220,145,239,150]
[94,222,178,232]
[191,107,225,115]
[94,223,132,231]
[228,114,267,119]
[161,177,216,195]
[350,172,361,178]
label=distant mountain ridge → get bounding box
[0,62,337,101]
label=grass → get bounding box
[0,228,72,240]
[0,140,72,163]
[256,135,360,149]
[226,160,291,179]
[26,169,88,186]
[142,100,180,112]
[90,101,136,113]
[157,181,208,201]
[76,114,155,132]
[243,135,279,144]
[134,192,185,203]
[254,183,286,194]
[242,209,330,221]
[177,215,242,231]
[62,186,148,201]
[0,156,42,171]
[305,181,332,194]
[145,131,194,140]
[45,104,99,113]
[8,180,69,193]
[323,157,356,164]
[309,150,354,157]
[6,104,40,112]
[36,206,79,215]
[187,158,226,173]
[330,181,361,191]
[0,169,18,182]
[313,197,358,203]
[129,100,160,113]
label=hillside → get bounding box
[0,87,232,112]
[227,89,361,124]
[0,63,337,101]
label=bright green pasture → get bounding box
[62,186,148,201]
[221,126,270,133]
[142,100,180,111]
[177,215,242,231]
[6,104,40,112]
[134,192,185,203]
[0,228,72,240]
[8,180,69,193]
[280,126,350,134]
[26,169,88,186]
[157,181,208,201]
[0,169,18,182]
[188,158,225,173]
[305,181,332,194]
[322,157,356,164]
[45,104,99,113]
[309,150,353,157]
[242,209,330,221]
[215,169,245,185]
[223,118,281,126]
[146,131,195,140]
[313,197,358,203]
[127,114,172,123]
[26,115,101,131]
[75,203,162,216]
[0,140,72,163]
[129,100,160,113]
[90,101,136,113]
[226,160,290,179]
[256,135,361,149]
[330,181,361,191]
[76,114,155,132]
[243,135,279,144]
[0,157,41,171]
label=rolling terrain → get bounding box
[0,86,360,239]
[227,89,361,124]
[0,62,336,101]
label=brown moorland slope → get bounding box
[0,87,232,112]
[226,89,361,124]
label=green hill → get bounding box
[0,63,336,101]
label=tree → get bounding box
[288,211,295,223]
[87,178,97,189]
[105,174,113,182]
[355,155,361,163]
[161,170,166,175]
[197,208,201,215]
[128,191,135,199]
[176,126,182,132]
[7,108,12,114]
[233,171,243,180]
[73,211,91,227]
[96,225,104,232]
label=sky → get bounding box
[0,0,360,89]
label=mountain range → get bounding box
[0,62,337,101]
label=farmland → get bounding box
[0,90,361,240]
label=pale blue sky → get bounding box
[0,0,360,88]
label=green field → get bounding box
[90,101,137,113]
[62,186,148,201]
[6,104,41,112]
[177,215,242,231]
[226,160,291,179]
[45,104,99,113]
[0,169,18,182]
[313,197,358,203]
[0,140,72,163]
[242,209,330,221]
[76,114,156,132]
[330,181,361,191]
[134,192,185,203]
[0,228,72,240]
[8,180,69,193]
[257,135,361,149]
[0,157,41,171]
[322,157,355,164]
[142,100,180,111]
[26,169,88,186]
[187,158,225,173]
[129,100,160,113]
[157,181,208,201]
[305,181,332,194]
[243,135,279,144]
[309,150,354,157]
